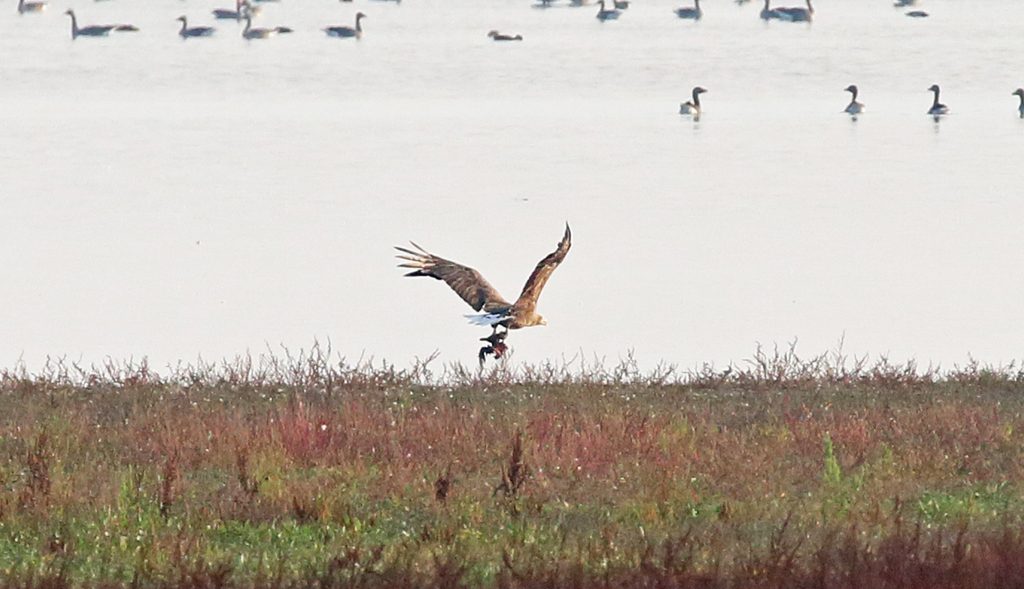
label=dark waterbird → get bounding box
[927,84,948,117]
[324,12,366,38]
[213,0,254,21]
[177,16,216,38]
[596,0,621,20]
[844,84,864,117]
[17,0,46,15]
[679,86,708,116]
[65,10,137,39]
[488,30,523,41]
[675,0,702,20]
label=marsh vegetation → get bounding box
[1,344,1024,588]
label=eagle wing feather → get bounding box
[395,243,512,313]
[513,224,572,314]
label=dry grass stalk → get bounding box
[494,430,530,499]
[20,431,52,509]
[160,449,181,518]
[435,464,453,505]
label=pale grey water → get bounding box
[1,0,1023,371]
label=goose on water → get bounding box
[177,16,216,38]
[324,12,366,38]
[17,0,46,14]
[1013,88,1024,119]
[65,10,136,39]
[679,86,707,116]
[596,0,621,20]
[242,15,292,38]
[488,30,523,41]
[675,0,701,20]
[927,84,948,117]
[776,0,812,21]
[760,0,784,20]
[213,0,257,21]
[844,85,864,117]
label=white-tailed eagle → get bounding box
[395,224,572,360]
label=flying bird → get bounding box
[395,224,572,360]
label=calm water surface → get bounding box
[1,0,1023,371]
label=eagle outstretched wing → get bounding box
[395,243,512,313]
[513,224,572,314]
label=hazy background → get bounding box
[1,0,1022,371]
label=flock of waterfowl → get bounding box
[536,0,932,21]
[13,0,1022,119]
[17,0,372,40]
[14,0,939,40]
[676,83,1024,121]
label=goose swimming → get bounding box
[844,85,864,117]
[177,16,216,38]
[242,15,291,38]
[927,84,948,117]
[213,0,257,20]
[488,30,523,41]
[760,0,784,20]
[324,12,366,38]
[776,0,812,21]
[679,86,707,116]
[596,0,621,20]
[675,0,702,19]
[17,0,46,14]
[65,10,128,39]
[1013,88,1024,119]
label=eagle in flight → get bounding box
[395,224,572,362]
